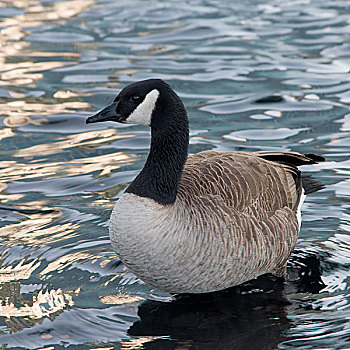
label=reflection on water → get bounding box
[14,129,134,157]
[0,208,80,247]
[127,253,324,350]
[0,284,74,331]
[0,0,349,348]
[0,254,40,282]
[128,285,290,350]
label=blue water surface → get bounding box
[0,0,349,348]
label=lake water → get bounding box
[0,0,349,348]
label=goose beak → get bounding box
[86,103,123,124]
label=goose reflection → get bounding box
[127,252,324,350]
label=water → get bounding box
[0,0,349,348]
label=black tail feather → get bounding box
[304,153,326,163]
[256,151,325,167]
[256,151,326,195]
[302,174,325,195]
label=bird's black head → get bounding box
[86,79,187,131]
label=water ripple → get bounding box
[0,0,349,348]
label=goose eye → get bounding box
[131,95,141,103]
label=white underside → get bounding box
[109,192,299,294]
[296,188,306,230]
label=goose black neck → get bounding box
[126,94,189,205]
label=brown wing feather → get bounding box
[178,151,302,216]
[176,150,309,277]
[176,150,324,278]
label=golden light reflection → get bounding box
[0,40,65,85]
[4,115,47,127]
[0,128,14,140]
[0,129,138,182]
[53,90,80,99]
[0,288,73,318]
[0,281,75,332]
[1,99,90,119]
[0,255,41,283]
[0,210,80,247]
[86,198,120,210]
[121,337,155,350]
[0,192,25,203]
[0,0,94,61]
[0,0,96,125]
[0,151,135,182]
[15,129,134,157]
[100,293,144,305]
[40,251,113,278]
[0,61,67,86]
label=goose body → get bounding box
[86,79,324,294]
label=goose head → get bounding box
[86,79,189,205]
[86,79,187,131]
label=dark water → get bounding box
[0,0,349,348]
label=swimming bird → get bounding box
[86,79,324,294]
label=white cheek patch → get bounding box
[125,89,160,126]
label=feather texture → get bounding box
[110,150,323,293]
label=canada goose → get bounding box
[86,79,324,294]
